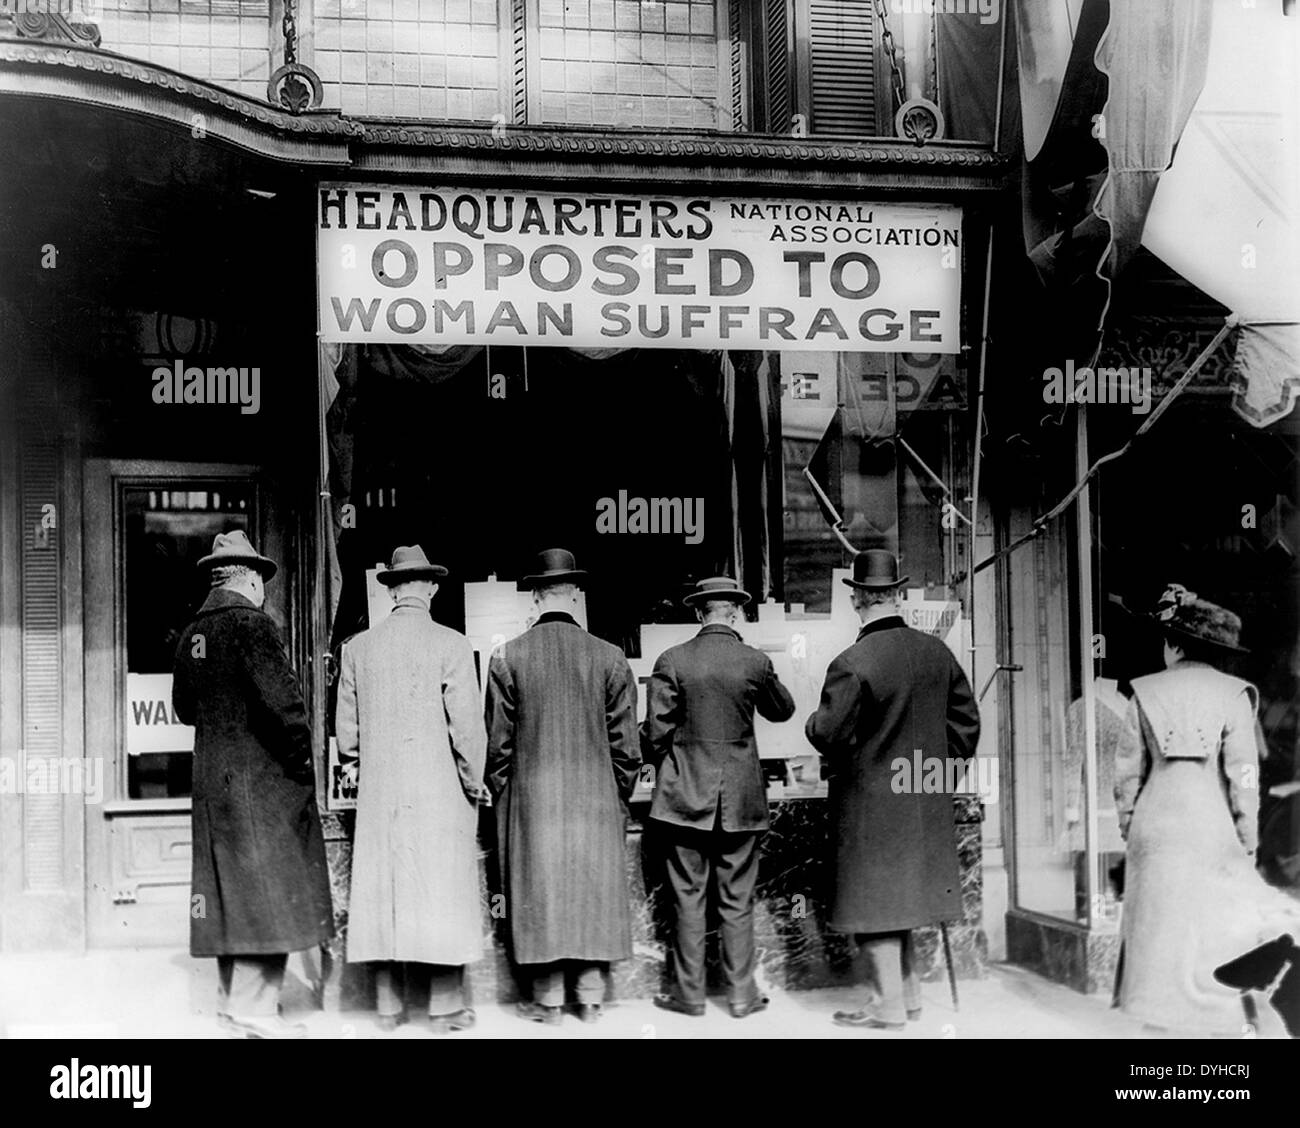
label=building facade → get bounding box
[1,0,1292,1008]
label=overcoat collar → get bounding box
[696,623,741,641]
[535,610,579,627]
[392,597,431,614]
[856,614,906,641]
[197,587,261,616]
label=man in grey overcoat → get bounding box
[172,531,334,1039]
[641,576,795,1019]
[485,548,641,1025]
[335,545,488,1035]
[805,550,981,1030]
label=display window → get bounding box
[317,341,973,807]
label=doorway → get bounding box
[83,460,265,947]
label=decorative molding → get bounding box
[2,11,99,47]
[0,38,1010,188]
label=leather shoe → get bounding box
[576,1003,603,1024]
[516,1000,562,1026]
[653,994,705,1017]
[429,1008,475,1035]
[729,995,770,1019]
[227,1014,308,1039]
[375,1012,405,1033]
[832,1008,904,1031]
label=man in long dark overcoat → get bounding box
[805,550,980,1030]
[641,576,795,1018]
[172,531,334,1038]
[485,548,640,1025]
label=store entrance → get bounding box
[84,460,264,947]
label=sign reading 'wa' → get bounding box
[316,186,962,352]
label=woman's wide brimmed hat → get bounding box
[683,576,751,607]
[377,544,448,586]
[196,530,277,580]
[521,547,588,588]
[1149,583,1248,654]
[842,549,908,591]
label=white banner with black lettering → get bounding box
[317,185,962,352]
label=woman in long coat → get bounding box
[1116,585,1300,1034]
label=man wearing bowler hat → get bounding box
[806,549,980,1030]
[485,548,640,1025]
[642,577,796,1019]
[335,546,488,1034]
[172,531,334,1038]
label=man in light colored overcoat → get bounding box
[335,545,488,1034]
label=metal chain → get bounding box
[282,0,297,67]
[928,5,939,106]
[873,0,906,112]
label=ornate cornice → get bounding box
[0,37,1011,192]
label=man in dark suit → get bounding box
[485,548,640,1026]
[642,577,796,1019]
[806,550,981,1030]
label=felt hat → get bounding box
[521,547,588,588]
[376,544,449,586]
[841,549,908,591]
[683,576,752,607]
[1149,583,1247,654]
[196,530,277,580]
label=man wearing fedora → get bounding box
[335,546,488,1035]
[484,548,641,1025]
[642,577,796,1019]
[805,549,980,1030]
[172,531,334,1038]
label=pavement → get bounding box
[0,946,1251,1039]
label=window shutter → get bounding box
[805,0,881,136]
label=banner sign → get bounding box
[317,185,962,352]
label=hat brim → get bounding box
[377,564,449,586]
[1147,614,1249,654]
[522,569,587,588]
[842,575,908,591]
[683,589,751,606]
[196,551,278,581]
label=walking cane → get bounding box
[940,923,959,1011]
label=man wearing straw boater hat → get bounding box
[805,549,981,1030]
[335,546,488,1035]
[484,548,640,1025]
[642,576,796,1019]
[172,531,334,1038]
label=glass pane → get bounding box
[95,1,272,102]
[1006,432,1088,923]
[538,0,721,129]
[123,482,253,800]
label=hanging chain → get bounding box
[282,0,298,67]
[873,0,907,113]
[928,5,939,106]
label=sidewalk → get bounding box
[0,947,1209,1039]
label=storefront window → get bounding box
[320,342,970,805]
[123,484,253,800]
[1002,430,1108,926]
